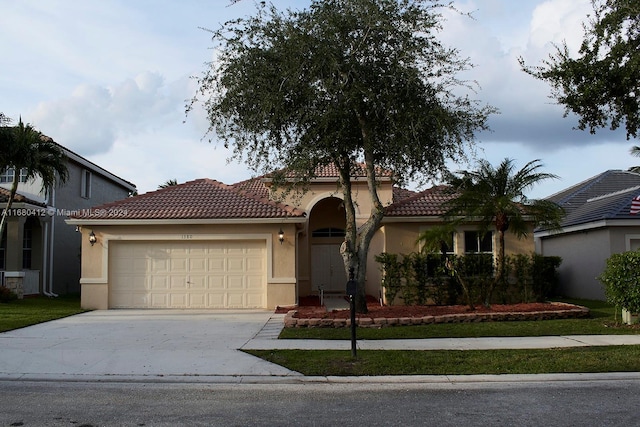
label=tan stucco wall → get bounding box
[76,222,298,310]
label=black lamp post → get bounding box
[346,267,357,358]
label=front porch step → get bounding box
[323,294,350,311]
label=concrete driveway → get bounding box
[0,310,300,383]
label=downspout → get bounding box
[42,221,50,296]
[47,186,57,297]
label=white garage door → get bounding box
[109,240,266,309]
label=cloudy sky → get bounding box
[1,0,635,199]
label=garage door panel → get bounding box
[247,258,264,272]
[189,258,207,272]
[170,275,188,290]
[189,275,207,289]
[150,275,169,290]
[208,275,225,290]
[228,258,245,272]
[208,258,225,271]
[109,240,266,308]
[227,293,245,307]
[247,275,264,290]
[170,258,188,273]
[150,293,168,308]
[168,293,188,307]
[151,258,169,273]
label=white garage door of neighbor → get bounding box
[109,240,266,308]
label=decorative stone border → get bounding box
[283,304,590,328]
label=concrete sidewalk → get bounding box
[243,314,640,351]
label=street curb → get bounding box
[2,372,640,385]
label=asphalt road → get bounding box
[2,378,640,426]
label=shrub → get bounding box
[0,286,18,303]
[531,254,561,301]
[599,250,640,313]
[375,253,403,304]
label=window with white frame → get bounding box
[81,169,92,199]
[464,231,493,253]
[442,232,455,254]
[0,168,28,184]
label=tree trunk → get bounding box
[0,172,19,241]
[336,154,385,313]
[485,228,506,307]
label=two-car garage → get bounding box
[108,240,267,309]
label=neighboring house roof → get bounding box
[543,170,640,229]
[36,136,136,192]
[0,187,47,207]
[53,140,137,192]
[70,178,306,220]
[385,185,453,217]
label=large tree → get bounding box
[520,0,640,140]
[191,0,495,311]
[0,118,69,239]
[443,158,564,306]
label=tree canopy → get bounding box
[521,0,640,140]
[191,0,495,310]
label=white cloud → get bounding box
[30,72,184,156]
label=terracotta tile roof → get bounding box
[263,162,394,180]
[385,185,454,217]
[71,178,305,220]
[0,187,46,207]
[306,163,394,178]
[392,187,417,203]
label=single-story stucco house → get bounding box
[535,169,640,300]
[67,165,535,310]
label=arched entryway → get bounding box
[308,197,347,293]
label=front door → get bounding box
[311,244,347,292]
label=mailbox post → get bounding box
[346,267,357,358]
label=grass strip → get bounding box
[0,295,87,333]
[246,346,640,376]
[279,299,640,340]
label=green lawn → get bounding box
[252,299,640,376]
[0,295,87,333]
[245,346,640,376]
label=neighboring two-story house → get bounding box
[1,142,136,296]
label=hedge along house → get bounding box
[67,165,536,310]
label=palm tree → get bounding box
[0,118,69,238]
[629,146,640,173]
[443,158,564,306]
[158,179,178,189]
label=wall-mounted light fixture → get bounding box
[89,231,97,246]
[278,228,285,245]
[75,225,81,232]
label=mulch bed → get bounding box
[291,301,584,320]
[276,296,590,327]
